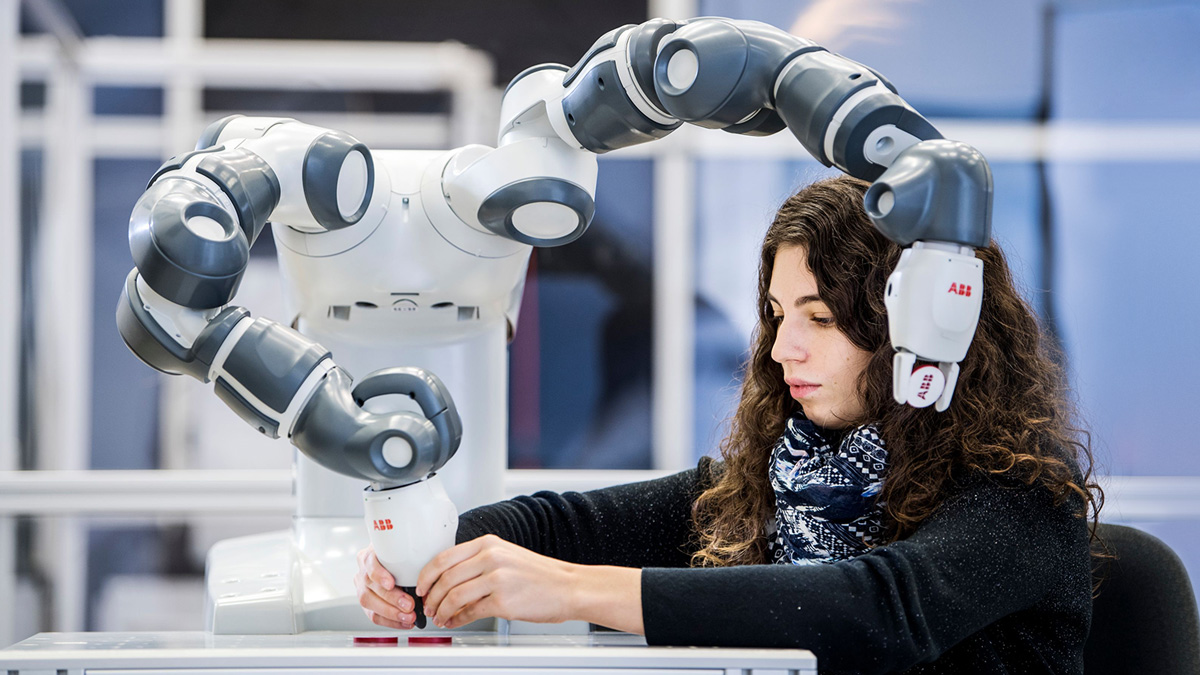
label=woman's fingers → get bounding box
[365,608,410,630]
[416,536,492,597]
[431,575,494,628]
[375,585,414,613]
[356,545,415,621]
[441,592,500,630]
[361,548,395,590]
[357,583,418,628]
[422,553,489,619]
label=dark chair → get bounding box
[1084,523,1200,675]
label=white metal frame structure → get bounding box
[1,0,23,652]
[0,470,1194,521]
[6,0,1200,652]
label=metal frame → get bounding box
[0,469,676,516]
[1,0,21,651]
[652,153,696,471]
[648,0,699,475]
[0,470,1193,520]
[23,0,92,645]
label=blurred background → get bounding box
[2,0,1199,646]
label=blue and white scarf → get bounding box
[767,413,889,565]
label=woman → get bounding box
[356,176,1101,674]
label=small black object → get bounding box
[402,586,427,629]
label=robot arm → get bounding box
[116,116,462,488]
[469,17,992,411]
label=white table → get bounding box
[1,631,818,674]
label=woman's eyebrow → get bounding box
[768,292,822,308]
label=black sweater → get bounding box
[456,458,1092,675]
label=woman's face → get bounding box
[769,245,872,429]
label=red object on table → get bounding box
[352,636,399,645]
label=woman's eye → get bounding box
[812,316,834,326]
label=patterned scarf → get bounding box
[767,412,889,565]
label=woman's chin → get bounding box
[799,405,825,426]
[801,406,853,430]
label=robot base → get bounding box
[204,517,375,634]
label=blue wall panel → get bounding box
[1055,4,1200,121]
[91,158,162,470]
[1051,160,1200,474]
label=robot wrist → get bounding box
[116,269,248,381]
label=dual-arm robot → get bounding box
[117,17,991,632]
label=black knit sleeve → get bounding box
[641,475,1092,675]
[454,457,719,569]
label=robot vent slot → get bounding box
[432,302,454,309]
[328,305,351,320]
[457,306,479,321]
[355,301,378,309]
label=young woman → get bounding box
[355,175,1101,675]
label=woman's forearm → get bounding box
[569,564,644,635]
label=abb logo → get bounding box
[947,283,972,297]
[372,519,394,531]
[915,372,935,401]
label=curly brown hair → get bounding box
[690,175,1101,567]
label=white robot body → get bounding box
[203,146,531,633]
[167,86,595,630]
[272,149,535,344]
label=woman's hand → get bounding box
[416,534,575,628]
[355,545,420,629]
[417,534,644,634]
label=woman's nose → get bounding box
[771,320,808,364]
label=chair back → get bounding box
[1084,523,1200,675]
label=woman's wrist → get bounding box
[568,564,644,635]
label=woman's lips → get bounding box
[788,382,820,399]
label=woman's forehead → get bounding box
[769,246,820,301]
